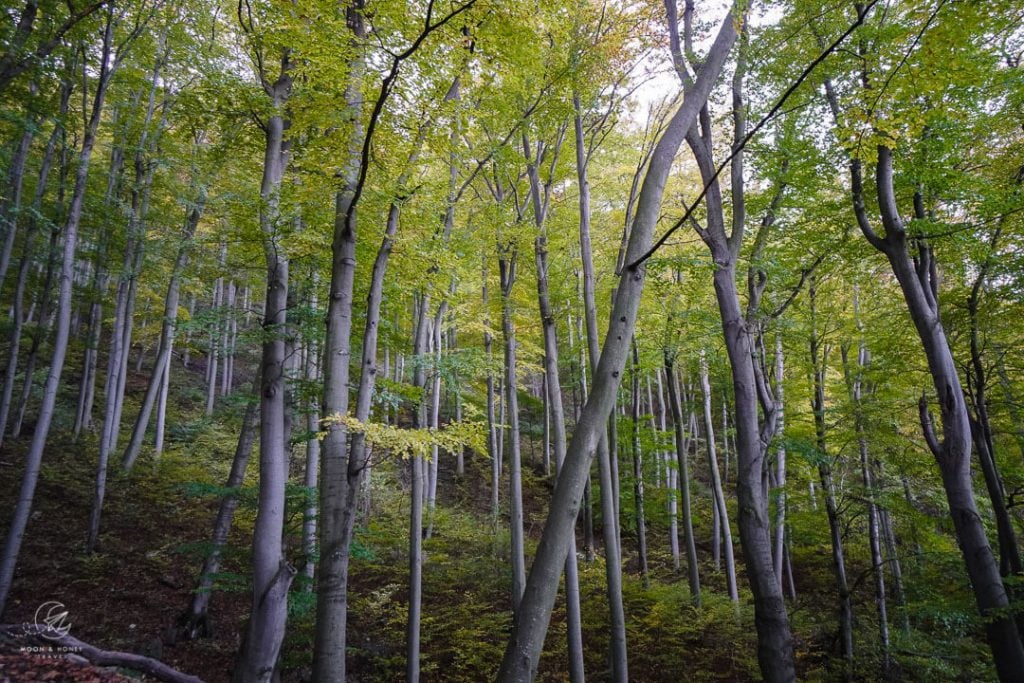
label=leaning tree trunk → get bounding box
[525,127,586,682]
[497,17,737,678]
[0,107,63,443]
[850,128,1024,678]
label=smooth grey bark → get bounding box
[681,74,796,676]
[826,64,1024,674]
[177,394,258,639]
[772,334,787,590]
[234,55,296,683]
[573,92,627,683]
[655,369,680,571]
[496,16,736,679]
[700,351,738,602]
[154,335,170,455]
[121,186,205,471]
[485,260,500,526]
[965,242,1022,579]
[0,12,119,615]
[523,127,585,682]
[301,289,320,587]
[0,126,34,294]
[0,98,64,443]
[425,303,445,539]
[407,291,431,683]
[11,199,60,440]
[675,14,796,669]
[840,297,890,672]
[499,251,527,610]
[310,6,365,679]
[204,251,223,416]
[631,341,649,587]
[88,42,166,554]
[809,281,853,668]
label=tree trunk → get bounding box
[0,105,63,442]
[772,335,787,591]
[0,125,35,292]
[500,254,526,610]
[700,351,738,602]
[122,188,205,470]
[177,395,258,640]
[234,62,295,683]
[809,283,853,668]
[631,341,649,587]
[0,13,118,614]
[573,94,627,683]
[496,18,737,678]
[655,369,680,571]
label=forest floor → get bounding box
[0,360,934,682]
[0,430,773,682]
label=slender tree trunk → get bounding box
[12,217,60,439]
[235,62,296,683]
[700,351,738,601]
[654,369,680,571]
[406,290,432,683]
[154,336,170,455]
[312,94,425,682]
[205,253,223,416]
[0,104,63,441]
[485,261,500,527]
[88,52,165,552]
[0,15,118,614]
[122,188,205,470]
[500,253,526,610]
[301,290,320,587]
[0,125,35,292]
[828,71,1024,675]
[772,335,787,590]
[497,19,737,678]
[809,283,853,669]
[631,341,649,586]
[177,395,258,639]
[573,94,628,683]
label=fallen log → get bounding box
[0,624,205,683]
